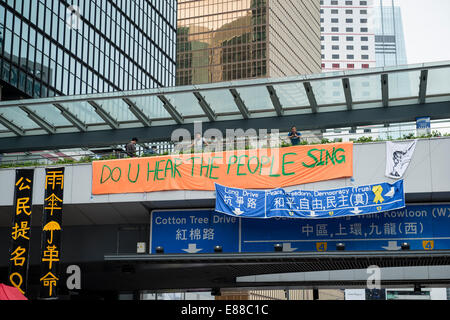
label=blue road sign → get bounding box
[150,209,239,254]
[150,205,450,254]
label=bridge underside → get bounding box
[1,62,450,153]
[1,250,449,299]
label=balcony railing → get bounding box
[1,120,449,169]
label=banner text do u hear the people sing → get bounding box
[92,143,353,194]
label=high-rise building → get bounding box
[0,0,177,100]
[373,0,407,67]
[176,0,322,86]
[320,0,376,71]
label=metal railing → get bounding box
[1,119,449,168]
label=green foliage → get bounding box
[55,158,76,164]
[355,136,373,143]
[79,156,94,163]
[0,161,40,168]
[2,131,450,169]
[299,140,308,145]
[141,153,159,158]
[99,154,119,160]
[402,133,415,140]
[245,144,252,150]
[432,130,442,137]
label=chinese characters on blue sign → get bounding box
[215,181,405,219]
[151,210,239,254]
[240,206,447,252]
[150,205,450,254]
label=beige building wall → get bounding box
[268,0,322,78]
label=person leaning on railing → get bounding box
[288,126,302,146]
[125,137,138,157]
[143,145,158,157]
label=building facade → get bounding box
[373,0,407,67]
[176,0,321,86]
[0,0,177,100]
[320,0,376,71]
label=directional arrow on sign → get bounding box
[382,241,401,251]
[182,243,203,254]
[282,243,298,252]
[385,187,395,198]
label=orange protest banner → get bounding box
[92,143,353,195]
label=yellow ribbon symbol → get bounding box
[372,185,384,204]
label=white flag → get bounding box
[385,140,417,179]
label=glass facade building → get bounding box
[373,0,407,67]
[0,0,177,100]
[176,0,321,86]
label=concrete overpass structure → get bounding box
[1,62,450,299]
[1,138,450,298]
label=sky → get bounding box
[397,0,450,64]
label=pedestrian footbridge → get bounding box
[0,138,450,294]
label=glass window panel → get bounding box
[128,95,171,120]
[272,83,310,108]
[10,65,18,85]
[164,92,205,116]
[388,70,420,99]
[0,107,40,129]
[21,22,28,42]
[26,105,72,127]
[427,67,450,96]
[349,74,381,102]
[60,101,105,124]
[235,86,273,111]
[29,26,36,46]
[18,71,26,91]
[95,98,138,122]
[30,0,38,24]
[12,34,20,64]
[310,79,346,106]
[3,29,12,58]
[200,89,239,114]
[25,76,34,96]
[6,9,13,29]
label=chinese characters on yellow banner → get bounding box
[8,169,34,296]
[39,168,64,299]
